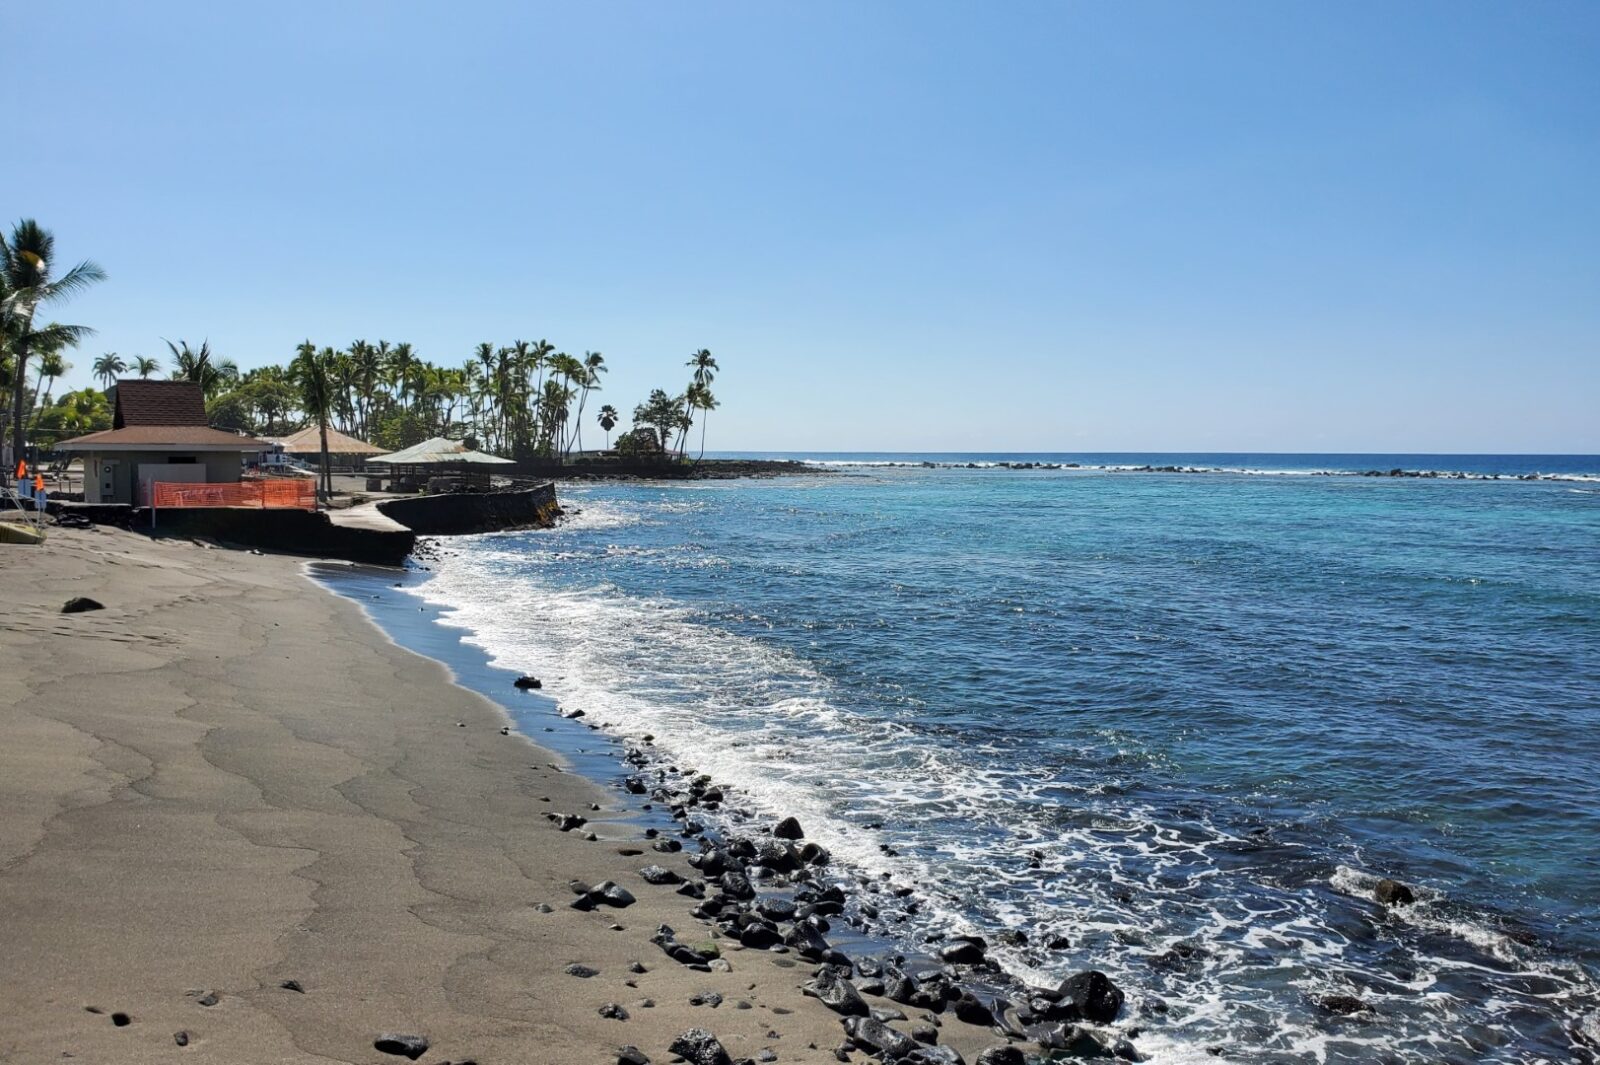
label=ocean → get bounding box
[322,453,1600,1063]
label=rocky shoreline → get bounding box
[519,679,1149,1065]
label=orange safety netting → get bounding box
[151,480,317,510]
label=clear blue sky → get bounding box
[10,2,1598,452]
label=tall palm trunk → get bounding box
[27,370,51,429]
[8,333,33,467]
[319,420,332,501]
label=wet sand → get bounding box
[0,527,1005,1064]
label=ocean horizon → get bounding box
[322,456,1600,1063]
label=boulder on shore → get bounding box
[773,816,805,839]
[1057,969,1125,1024]
[669,1028,733,1065]
[802,967,870,1017]
[373,1033,430,1060]
[61,597,105,613]
[513,675,542,689]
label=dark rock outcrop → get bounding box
[1318,994,1370,1015]
[61,597,104,613]
[1374,878,1415,906]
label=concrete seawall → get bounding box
[375,482,561,535]
[145,507,417,566]
[49,484,560,566]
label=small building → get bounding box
[368,436,515,492]
[57,380,261,505]
[269,425,383,467]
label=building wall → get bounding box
[84,451,246,504]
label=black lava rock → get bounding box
[740,922,783,949]
[1374,878,1415,906]
[669,1027,733,1065]
[1318,994,1370,1016]
[565,963,600,978]
[842,1016,919,1060]
[974,1047,1026,1065]
[939,937,987,966]
[951,990,995,1027]
[617,1047,651,1065]
[802,967,870,1017]
[373,1033,430,1060]
[906,1047,965,1064]
[639,865,684,885]
[513,675,542,689]
[599,1002,630,1020]
[62,597,105,613]
[773,816,805,839]
[1058,969,1125,1024]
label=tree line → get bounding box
[2,219,722,470]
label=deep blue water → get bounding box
[395,456,1599,1063]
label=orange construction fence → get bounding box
[150,479,317,510]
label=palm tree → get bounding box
[389,341,417,410]
[545,353,583,455]
[164,339,236,398]
[598,403,619,448]
[1,219,106,470]
[677,349,719,457]
[350,340,383,436]
[52,387,112,435]
[132,354,160,378]
[688,382,719,462]
[92,351,126,389]
[28,347,71,429]
[687,348,719,389]
[290,341,336,501]
[528,339,555,450]
[538,376,572,454]
[568,351,606,458]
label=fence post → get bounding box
[150,482,158,530]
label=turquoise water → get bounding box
[411,456,1600,1063]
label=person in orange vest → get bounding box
[33,472,46,511]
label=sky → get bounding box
[7,1,1598,453]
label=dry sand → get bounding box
[0,527,1006,1064]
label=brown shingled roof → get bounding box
[57,426,263,451]
[111,379,208,428]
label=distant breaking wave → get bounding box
[799,458,1600,482]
